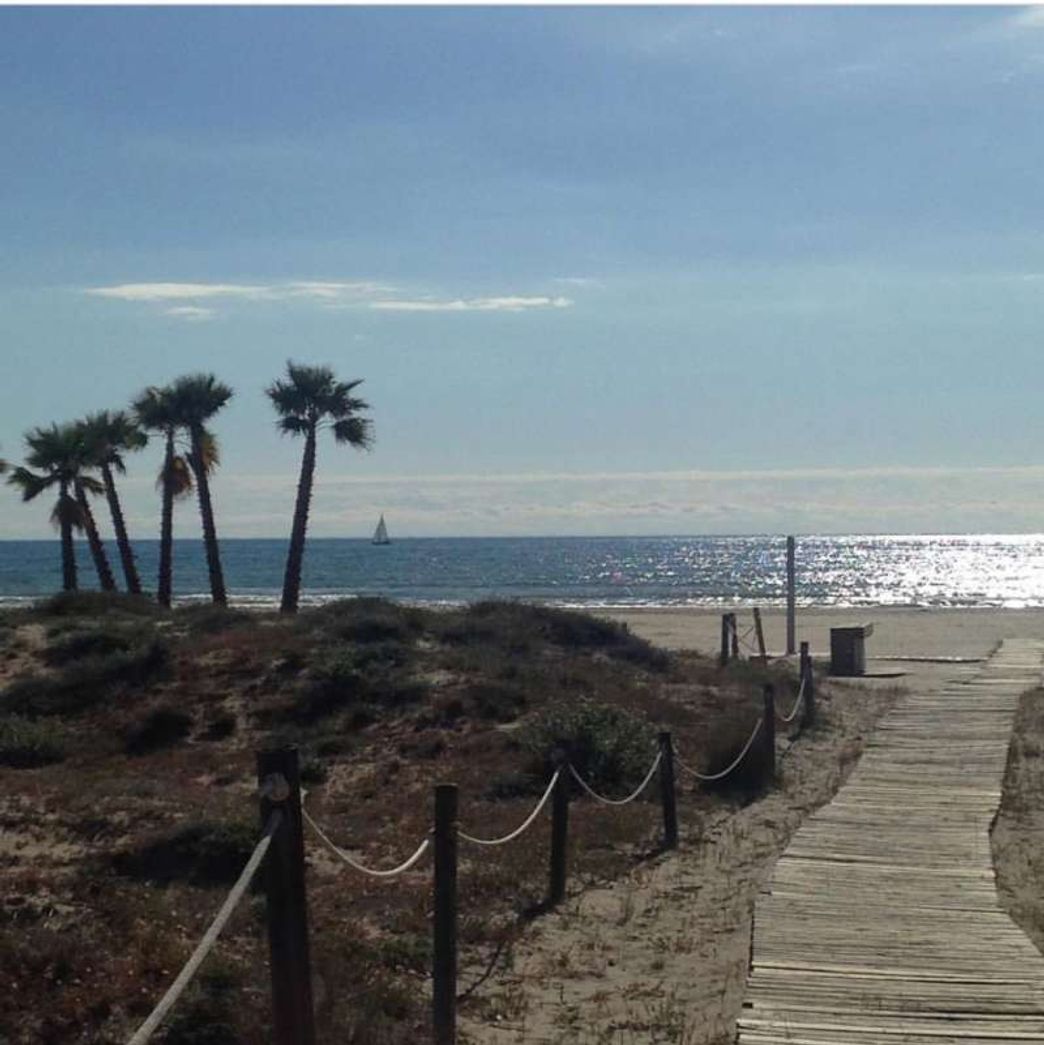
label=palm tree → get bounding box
[80,411,148,595]
[134,386,191,608]
[266,362,372,614]
[167,374,233,606]
[6,423,101,592]
[70,443,117,593]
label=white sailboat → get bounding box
[372,514,391,545]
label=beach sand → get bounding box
[604,605,1044,661]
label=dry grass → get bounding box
[993,685,1044,951]
[0,596,792,1044]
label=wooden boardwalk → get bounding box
[739,639,1044,1045]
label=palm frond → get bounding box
[7,467,55,502]
[157,455,195,499]
[331,416,374,449]
[167,373,234,425]
[78,475,106,497]
[277,415,311,437]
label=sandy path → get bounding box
[459,671,909,1044]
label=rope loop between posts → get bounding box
[568,749,663,806]
[459,770,560,847]
[776,673,807,725]
[674,718,763,782]
[302,807,431,878]
[126,810,282,1045]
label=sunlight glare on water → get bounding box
[4,534,1044,608]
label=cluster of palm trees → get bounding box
[4,363,372,614]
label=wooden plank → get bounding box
[738,640,1044,1045]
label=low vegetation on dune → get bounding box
[0,595,807,1045]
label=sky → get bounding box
[3,5,1044,538]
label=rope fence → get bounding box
[568,750,663,806]
[675,718,763,782]
[126,810,283,1045]
[459,769,560,846]
[124,643,818,1045]
[303,806,432,876]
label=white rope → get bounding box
[674,719,763,782]
[568,750,663,806]
[459,770,560,846]
[127,810,281,1045]
[302,806,430,878]
[776,674,807,725]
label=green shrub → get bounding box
[33,591,162,619]
[0,715,67,767]
[42,626,142,666]
[113,820,258,886]
[172,604,255,636]
[438,601,670,670]
[463,682,527,722]
[301,597,425,643]
[1,638,170,717]
[125,706,192,755]
[520,698,657,793]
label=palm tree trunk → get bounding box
[190,426,227,606]
[280,424,317,614]
[58,479,77,592]
[75,480,117,592]
[102,462,142,594]
[157,430,175,608]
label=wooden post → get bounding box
[762,684,776,783]
[753,607,767,663]
[658,732,678,850]
[801,641,816,728]
[257,747,316,1045]
[433,784,458,1045]
[786,536,796,656]
[720,613,730,667]
[729,613,740,660]
[549,748,570,907]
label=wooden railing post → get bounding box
[720,613,731,667]
[786,536,796,656]
[658,732,678,850]
[753,607,767,663]
[801,641,816,728]
[762,684,777,783]
[257,747,316,1045]
[433,784,458,1045]
[549,748,570,907]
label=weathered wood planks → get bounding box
[739,640,1044,1045]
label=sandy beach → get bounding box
[604,605,1044,661]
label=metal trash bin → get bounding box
[829,624,873,676]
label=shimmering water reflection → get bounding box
[2,534,1044,608]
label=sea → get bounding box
[3,534,1044,610]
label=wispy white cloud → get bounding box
[369,295,573,313]
[85,282,574,317]
[89,282,267,301]
[163,305,215,321]
[86,280,392,304]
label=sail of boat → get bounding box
[372,514,391,545]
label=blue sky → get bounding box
[4,5,1044,538]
